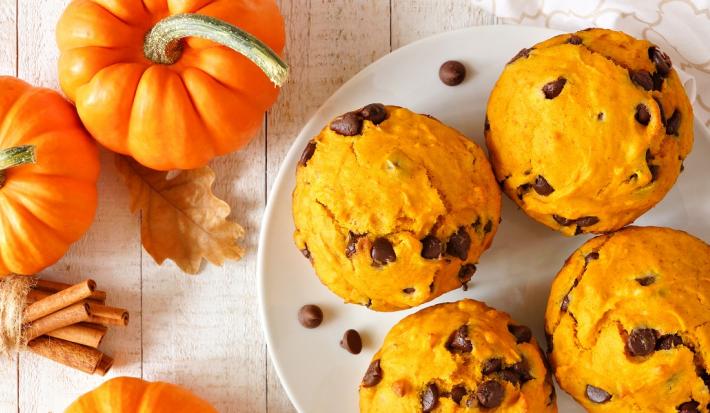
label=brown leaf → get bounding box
[115,155,245,274]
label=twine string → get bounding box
[0,276,33,355]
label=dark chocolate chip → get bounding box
[575,226,584,235]
[300,246,311,260]
[446,325,473,354]
[299,140,317,166]
[575,216,599,227]
[654,97,666,124]
[586,385,612,403]
[340,329,362,354]
[499,369,521,385]
[517,183,532,200]
[635,103,651,126]
[484,220,493,234]
[628,328,658,356]
[421,383,439,412]
[362,359,383,387]
[439,60,466,86]
[508,48,532,64]
[647,150,660,182]
[542,77,567,99]
[458,264,477,286]
[566,35,583,45]
[508,324,532,343]
[421,235,443,259]
[666,109,681,136]
[656,334,682,350]
[297,304,323,329]
[636,275,656,286]
[476,381,505,408]
[561,295,570,312]
[371,237,396,265]
[553,214,574,226]
[360,103,388,125]
[649,46,672,77]
[330,112,363,136]
[629,70,654,91]
[533,175,555,195]
[482,358,503,375]
[346,232,363,258]
[451,384,467,404]
[510,359,533,383]
[585,251,600,264]
[597,112,604,121]
[652,71,664,91]
[678,401,700,413]
[446,227,471,261]
[402,287,415,294]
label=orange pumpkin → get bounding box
[57,0,287,171]
[0,77,99,276]
[65,377,218,413]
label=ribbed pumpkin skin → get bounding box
[65,377,218,413]
[0,76,99,276]
[56,0,286,171]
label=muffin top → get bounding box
[360,299,557,412]
[486,28,693,236]
[545,226,710,412]
[292,105,500,311]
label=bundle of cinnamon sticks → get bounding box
[23,279,128,375]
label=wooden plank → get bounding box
[16,1,142,411]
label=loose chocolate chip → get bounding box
[360,103,388,125]
[553,214,573,226]
[484,220,493,234]
[652,71,664,91]
[330,112,363,136]
[482,358,503,375]
[421,235,443,259]
[678,401,700,413]
[561,295,570,312]
[451,384,468,404]
[575,216,599,227]
[340,329,362,354]
[421,383,439,412]
[508,48,532,64]
[656,334,682,350]
[585,251,600,264]
[629,70,654,91]
[635,103,651,126]
[476,381,505,408]
[402,287,415,294]
[628,328,658,356]
[299,140,317,166]
[362,359,383,387]
[649,46,672,77]
[508,324,532,343]
[446,325,473,354]
[636,275,656,286]
[439,60,467,86]
[533,175,555,195]
[297,304,323,329]
[446,227,471,261]
[542,77,567,99]
[371,237,396,265]
[300,246,311,260]
[567,35,583,45]
[666,109,681,136]
[346,232,363,258]
[586,385,612,403]
[654,97,666,124]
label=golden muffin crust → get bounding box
[485,28,693,236]
[545,226,710,412]
[360,299,557,412]
[292,105,501,311]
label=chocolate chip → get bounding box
[533,175,555,195]
[371,237,396,265]
[362,359,383,387]
[451,384,467,404]
[299,140,317,166]
[517,183,532,200]
[346,232,363,258]
[630,70,653,91]
[628,328,658,356]
[421,235,443,259]
[446,325,473,354]
[654,97,666,124]
[499,369,521,385]
[636,275,656,286]
[649,46,672,77]
[566,35,583,45]
[360,103,388,125]
[330,112,363,136]
[656,334,682,350]
[503,360,532,384]
[446,227,471,260]
[297,304,323,329]
[678,401,700,413]
[508,48,532,64]
[561,295,570,312]
[402,287,415,294]
[300,246,311,260]
[666,109,681,136]
[458,264,477,286]
[635,103,651,126]
[542,77,567,99]
[585,252,600,264]
[508,324,532,343]
[652,71,664,91]
[421,383,439,412]
[647,150,660,182]
[484,220,493,234]
[553,214,574,226]
[576,216,599,227]
[484,116,490,131]
[439,60,466,86]
[597,112,605,121]
[482,358,503,375]
[340,329,362,354]
[476,381,504,408]
[586,385,612,403]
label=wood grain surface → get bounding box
[0,1,494,411]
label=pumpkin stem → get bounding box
[144,13,288,86]
[0,145,37,188]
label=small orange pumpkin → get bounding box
[65,377,218,413]
[57,0,287,171]
[0,77,99,276]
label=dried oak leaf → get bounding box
[115,155,245,274]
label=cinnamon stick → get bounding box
[24,280,96,323]
[87,303,129,327]
[27,288,105,306]
[27,336,104,374]
[34,279,107,302]
[94,354,114,376]
[24,302,91,342]
[46,323,107,348]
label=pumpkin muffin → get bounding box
[292,105,501,311]
[485,28,693,236]
[360,299,557,412]
[545,226,710,412]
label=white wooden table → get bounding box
[0,1,495,411]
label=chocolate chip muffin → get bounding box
[292,105,501,311]
[485,28,693,236]
[545,226,710,412]
[360,299,557,412]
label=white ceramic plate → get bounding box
[258,25,710,413]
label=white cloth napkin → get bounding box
[475,0,710,133]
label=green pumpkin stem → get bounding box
[144,13,289,86]
[0,145,37,187]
